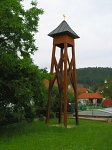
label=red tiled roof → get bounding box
[77,87,87,94]
[78,93,103,99]
[102,100,112,107]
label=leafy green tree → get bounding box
[51,86,59,113]
[102,80,112,99]
[0,0,48,124]
[68,90,74,103]
[0,0,43,56]
[0,52,48,123]
[51,86,75,113]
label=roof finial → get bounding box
[63,14,66,20]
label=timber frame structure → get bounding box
[46,20,80,127]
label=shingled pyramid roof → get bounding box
[48,20,80,39]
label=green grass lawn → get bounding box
[0,119,112,150]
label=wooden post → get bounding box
[63,43,68,128]
[46,41,56,123]
[58,48,63,124]
[72,44,79,125]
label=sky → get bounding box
[22,0,112,70]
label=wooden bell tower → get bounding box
[46,20,80,127]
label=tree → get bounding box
[77,67,112,89]
[0,0,48,124]
[50,86,75,113]
[102,80,112,99]
[0,47,48,124]
[0,0,43,57]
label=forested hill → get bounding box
[76,67,112,88]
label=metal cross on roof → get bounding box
[63,14,66,20]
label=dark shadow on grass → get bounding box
[0,121,48,138]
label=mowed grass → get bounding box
[0,119,112,150]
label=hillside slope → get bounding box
[77,67,112,89]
